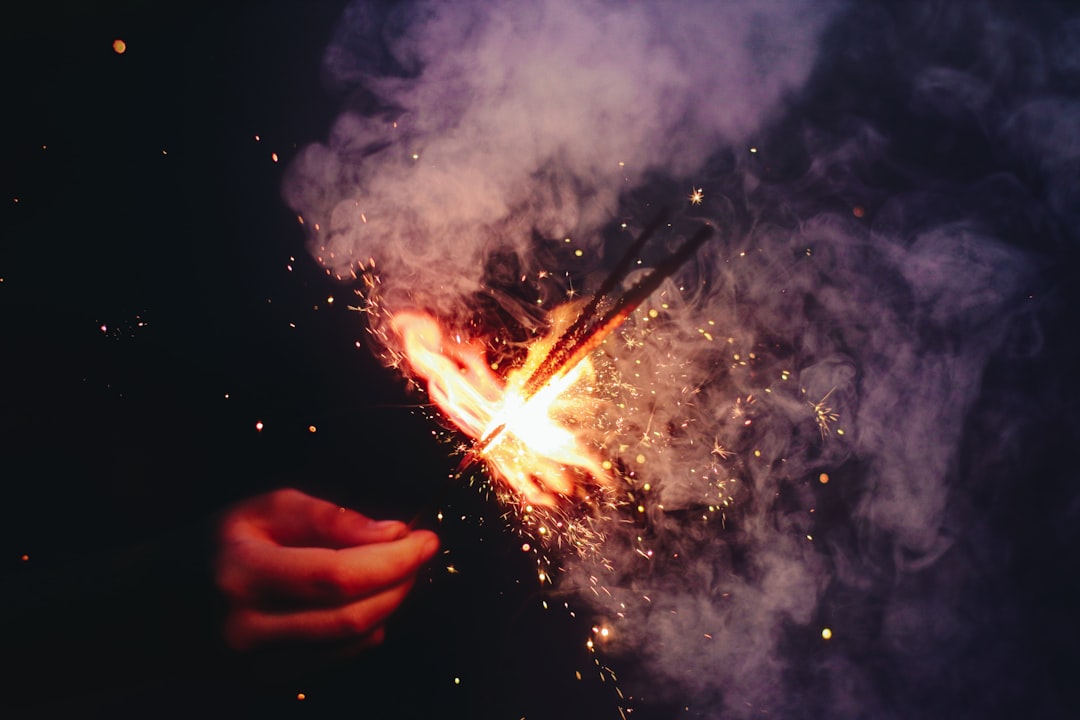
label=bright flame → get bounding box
[391,309,610,505]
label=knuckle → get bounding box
[309,561,353,600]
[268,487,304,508]
[214,558,252,602]
[214,542,262,603]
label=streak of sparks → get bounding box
[810,387,840,440]
[710,438,733,459]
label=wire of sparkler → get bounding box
[528,208,672,385]
[522,221,714,398]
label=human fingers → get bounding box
[224,488,408,548]
[221,529,439,606]
[223,581,411,651]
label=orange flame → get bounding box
[391,309,610,505]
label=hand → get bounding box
[215,488,438,655]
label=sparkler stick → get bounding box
[529,208,672,385]
[458,219,715,474]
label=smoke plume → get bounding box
[284,1,1080,717]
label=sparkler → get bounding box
[393,213,715,511]
[456,216,716,481]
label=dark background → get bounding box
[3,1,1079,719]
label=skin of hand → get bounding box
[215,488,439,655]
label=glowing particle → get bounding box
[453,677,461,686]
[648,308,658,318]
[637,505,645,513]
[411,153,420,160]
[853,205,865,218]
[574,249,584,257]
[538,570,547,582]
[326,296,334,304]
[642,483,651,491]
[112,39,126,54]
[521,543,531,552]
[753,449,761,457]
[254,135,261,142]
[255,421,264,432]
[576,671,582,680]
[749,146,758,153]
[99,324,107,333]
[819,473,829,484]
[821,627,833,640]
[635,454,646,464]
[688,187,704,205]
[21,554,29,562]
[271,152,279,163]
[811,388,840,439]
[308,425,317,433]
[296,693,306,701]
[224,393,230,399]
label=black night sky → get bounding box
[3,1,1080,719]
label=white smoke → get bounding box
[284,0,833,319]
[284,0,1079,717]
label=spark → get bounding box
[688,187,704,205]
[710,438,733,459]
[810,388,840,440]
[112,39,126,54]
